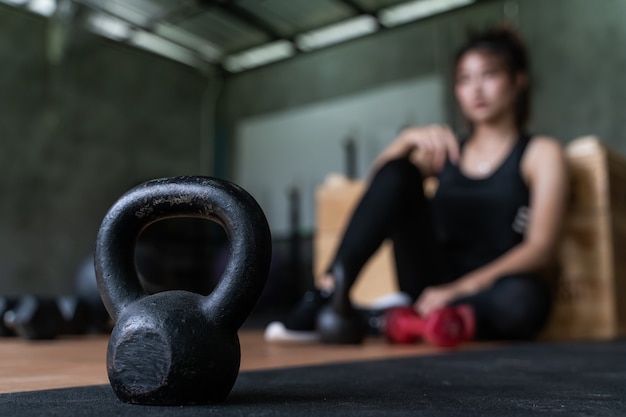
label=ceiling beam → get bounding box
[154,3,206,26]
[197,0,283,41]
[334,0,371,16]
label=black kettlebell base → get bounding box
[106,291,242,406]
[317,305,366,345]
[315,263,366,345]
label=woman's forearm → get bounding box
[371,125,458,176]
[371,136,413,173]
[455,240,555,295]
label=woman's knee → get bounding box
[373,158,424,195]
[477,276,552,340]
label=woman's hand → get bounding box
[373,125,460,176]
[401,125,460,174]
[414,283,464,317]
[414,272,486,317]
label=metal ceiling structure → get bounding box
[1,0,482,73]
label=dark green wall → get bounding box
[0,5,208,294]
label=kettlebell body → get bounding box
[317,303,365,344]
[316,264,366,345]
[95,176,271,405]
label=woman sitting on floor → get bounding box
[266,25,568,344]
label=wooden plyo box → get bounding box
[314,137,626,340]
[542,136,626,340]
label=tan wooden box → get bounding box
[314,136,626,340]
[543,136,626,339]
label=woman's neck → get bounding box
[470,118,520,147]
[461,118,521,177]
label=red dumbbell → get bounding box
[384,304,475,348]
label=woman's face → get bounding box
[454,50,523,126]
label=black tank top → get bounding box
[431,135,532,280]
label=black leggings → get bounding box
[328,158,552,340]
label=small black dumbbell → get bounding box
[0,296,18,337]
[3,295,65,340]
[3,295,107,340]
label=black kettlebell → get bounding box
[316,264,366,344]
[95,176,271,405]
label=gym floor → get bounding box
[2,332,626,416]
[0,331,496,394]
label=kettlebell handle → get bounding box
[95,176,271,331]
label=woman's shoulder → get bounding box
[526,135,565,159]
[522,135,567,181]
[528,134,562,145]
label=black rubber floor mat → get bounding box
[2,340,625,416]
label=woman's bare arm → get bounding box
[372,125,459,176]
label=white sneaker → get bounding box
[264,321,320,343]
[359,292,412,310]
